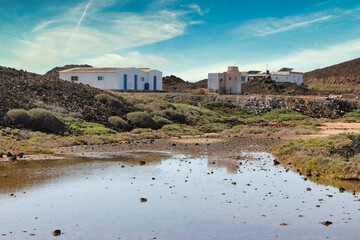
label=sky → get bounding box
[0,0,360,81]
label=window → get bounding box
[71,76,78,81]
[241,76,246,83]
[235,77,237,80]
[141,77,145,81]
[229,77,231,80]
[98,76,104,81]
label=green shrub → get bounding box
[339,109,360,123]
[262,109,308,122]
[162,109,187,123]
[153,116,172,127]
[309,84,347,90]
[127,111,160,129]
[7,109,31,127]
[108,116,131,131]
[69,112,83,119]
[204,101,252,116]
[28,108,67,134]
[95,94,123,108]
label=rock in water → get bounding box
[10,155,17,161]
[320,221,333,226]
[52,229,61,236]
[140,198,148,203]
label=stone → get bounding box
[52,230,61,236]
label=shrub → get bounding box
[127,112,160,129]
[339,109,360,123]
[153,116,172,127]
[191,88,206,95]
[95,94,123,108]
[69,112,83,119]
[7,109,31,127]
[262,109,308,122]
[28,108,67,134]
[204,101,252,116]
[108,116,131,131]
[162,109,187,123]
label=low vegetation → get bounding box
[272,133,360,180]
[339,109,360,122]
[1,97,323,154]
[308,84,347,90]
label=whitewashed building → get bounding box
[271,68,304,86]
[59,67,162,91]
[208,66,246,94]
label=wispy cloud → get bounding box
[1,0,202,73]
[233,12,335,38]
[83,52,170,68]
[175,38,360,81]
[187,3,208,16]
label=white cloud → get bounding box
[233,12,335,38]
[1,0,200,73]
[175,38,360,81]
[83,52,170,68]
[188,4,208,16]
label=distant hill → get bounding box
[163,75,207,92]
[44,64,92,79]
[304,58,360,86]
[0,66,133,127]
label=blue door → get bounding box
[153,76,157,91]
[144,83,150,91]
[134,75,137,90]
[123,74,127,89]
[241,76,246,83]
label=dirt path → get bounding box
[305,122,360,138]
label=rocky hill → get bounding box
[304,58,360,86]
[44,64,92,79]
[163,75,207,92]
[0,66,134,127]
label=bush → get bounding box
[7,109,31,127]
[162,109,187,123]
[108,116,131,131]
[204,101,252,116]
[191,88,206,95]
[127,112,160,129]
[95,94,123,108]
[262,109,308,122]
[28,108,67,134]
[69,112,83,119]
[153,116,172,127]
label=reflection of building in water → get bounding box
[207,157,239,174]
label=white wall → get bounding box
[60,68,163,91]
[271,72,304,86]
[208,73,219,92]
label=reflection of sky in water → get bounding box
[0,152,359,240]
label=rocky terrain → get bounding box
[162,75,207,92]
[162,94,358,118]
[44,64,92,79]
[241,79,310,95]
[305,57,360,86]
[0,66,134,127]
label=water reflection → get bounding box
[0,152,359,240]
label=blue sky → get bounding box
[1,0,360,81]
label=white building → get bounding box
[271,68,304,86]
[59,67,162,91]
[208,66,246,94]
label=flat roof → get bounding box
[59,67,157,74]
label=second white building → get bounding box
[59,67,163,91]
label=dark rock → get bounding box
[339,187,345,192]
[6,152,12,157]
[320,221,333,226]
[10,155,17,161]
[273,159,280,165]
[52,229,61,236]
[17,152,24,158]
[139,161,146,166]
[140,197,147,203]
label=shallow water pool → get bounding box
[0,152,359,240]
